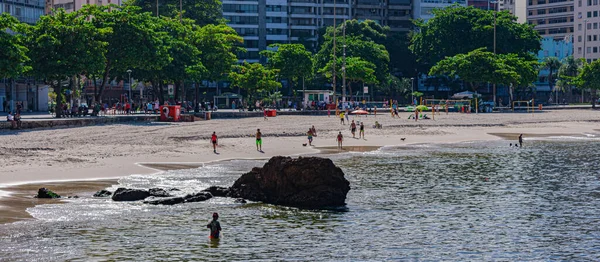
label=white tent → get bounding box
[451,91,481,99]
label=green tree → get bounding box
[80,5,172,102]
[0,13,29,79]
[24,9,106,117]
[499,53,539,104]
[378,75,413,98]
[556,56,584,103]
[229,62,281,108]
[260,43,313,96]
[411,5,541,71]
[128,0,222,26]
[195,24,243,82]
[543,56,561,101]
[573,59,600,108]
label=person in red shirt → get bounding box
[211,132,218,153]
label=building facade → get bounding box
[574,0,600,63]
[412,0,467,21]
[0,0,45,24]
[45,0,121,14]
[526,0,575,40]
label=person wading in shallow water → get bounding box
[207,212,222,239]
[519,134,523,148]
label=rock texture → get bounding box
[184,192,213,203]
[144,192,213,205]
[149,188,171,197]
[111,188,150,201]
[228,156,350,208]
[202,186,229,197]
[93,190,112,198]
[35,188,61,198]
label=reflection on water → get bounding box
[1,141,600,261]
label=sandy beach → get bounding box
[1,109,599,224]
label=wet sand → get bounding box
[0,180,116,224]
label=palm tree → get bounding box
[543,57,562,104]
[557,56,584,103]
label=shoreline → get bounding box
[2,111,600,225]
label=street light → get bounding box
[491,0,498,107]
[127,69,132,103]
[410,77,415,105]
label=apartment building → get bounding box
[352,0,412,32]
[526,0,575,40]
[468,0,498,10]
[0,0,45,24]
[45,0,121,14]
[574,0,600,62]
[412,0,467,21]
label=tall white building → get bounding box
[574,0,600,63]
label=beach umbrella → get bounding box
[416,105,429,111]
[351,109,368,115]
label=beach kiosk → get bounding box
[160,105,181,121]
[298,90,334,109]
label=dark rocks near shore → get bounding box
[201,186,229,197]
[149,188,172,197]
[228,156,350,208]
[104,156,349,208]
[35,188,61,198]
[93,189,112,198]
[111,188,150,202]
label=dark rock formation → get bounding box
[184,192,213,203]
[144,197,185,205]
[228,156,350,208]
[202,186,229,197]
[149,188,171,197]
[111,188,150,202]
[35,188,61,198]
[234,198,247,204]
[93,190,112,198]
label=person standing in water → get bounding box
[211,132,218,153]
[207,212,222,239]
[256,128,263,151]
[337,131,343,150]
[519,134,523,148]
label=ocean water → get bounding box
[1,139,600,261]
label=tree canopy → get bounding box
[229,62,281,105]
[128,0,223,26]
[0,13,30,79]
[260,43,313,94]
[411,5,541,71]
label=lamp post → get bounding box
[332,0,337,104]
[410,77,415,105]
[342,21,347,102]
[491,0,498,107]
[127,69,132,103]
[583,19,588,103]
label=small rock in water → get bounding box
[184,192,213,203]
[201,186,229,197]
[35,188,61,199]
[149,188,171,197]
[234,198,247,204]
[67,195,80,199]
[144,197,185,205]
[111,188,150,201]
[93,189,112,198]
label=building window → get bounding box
[595,23,599,29]
[15,7,21,16]
[579,0,582,6]
[588,0,592,5]
[578,47,582,54]
[595,11,599,17]
[588,23,593,30]
[588,11,592,17]
[579,23,583,30]
[595,0,599,4]
[579,35,582,42]
[587,47,592,53]
[594,35,598,41]
[588,35,592,41]
[594,47,598,53]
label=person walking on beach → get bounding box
[256,128,263,151]
[518,134,523,148]
[350,120,357,138]
[307,128,314,146]
[359,122,365,139]
[337,131,343,150]
[207,213,222,239]
[211,132,218,153]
